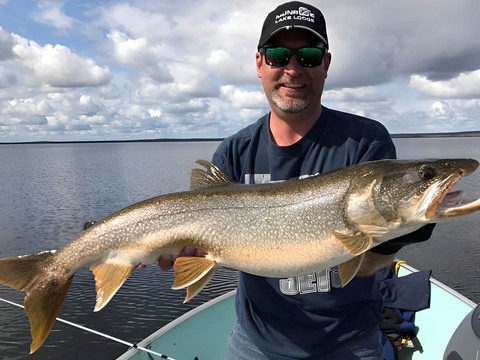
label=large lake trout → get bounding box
[1,158,480,353]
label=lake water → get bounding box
[0,138,479,359]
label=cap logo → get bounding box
[275,6,315,24]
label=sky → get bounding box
[0,0,479,142]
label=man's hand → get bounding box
[157,246,207,271]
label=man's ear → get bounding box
[323,52,331,78]
[256,52,263,79]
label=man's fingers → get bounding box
[158,254,174,271]
[158,247,207,271]
[194,248,207,257]
[179,246,196,257]
[179,246,207,257]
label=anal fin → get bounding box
[338,254,364,287]
[90,262,135,312]
[172,257,218,302]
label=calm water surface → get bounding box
[394,138,480,304]
[0,138,479,359]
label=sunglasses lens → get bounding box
[265,47,291,67]
[297,48,324,67]
[263,47,325,67]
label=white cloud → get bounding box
[132,72,219,108]
[0,0,479,141]
[324,0,480,89]
[12,35,111,88]
[101,3,173,43]
[45,111,68,130]
[33,1,76,30]
[427,99,480,129]
[107,30,172,83]
[0,89,115,140]
[148,109,162,118]
[324,87,386,102]
[0,27,15,60]
[79,94,92,106]
[79,114,106,125]
[409,70,480,98]
[220,85,266,109]
[206,49,257,85]
[0,66,16,88]
[0,98,50,125]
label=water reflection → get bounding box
[0,139,479,359]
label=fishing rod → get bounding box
[0,296,177,360]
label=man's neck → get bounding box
[269,106,322,146]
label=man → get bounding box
[160,2,433,359]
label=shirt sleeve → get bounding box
[371,223,436,255]
[211,144,228,173]
[210,138,242,182]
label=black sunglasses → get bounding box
[260,47,326,68]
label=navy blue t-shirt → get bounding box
[212,107,397,359]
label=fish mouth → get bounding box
[435,190,480,219]
[423,172,480,220]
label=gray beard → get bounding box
[271,91,311,113]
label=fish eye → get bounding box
[419,165,437,180]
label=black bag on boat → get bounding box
[378,265,431,360]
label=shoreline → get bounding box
[1,131,479,145]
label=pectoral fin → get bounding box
[330,230,373,255]
[338,254,364,287]
[90,262,135,312]
[172,257,218,302]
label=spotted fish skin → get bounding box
[0,158,479,353]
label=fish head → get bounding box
[366,158,480,225]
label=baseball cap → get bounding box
[258,1,329,50]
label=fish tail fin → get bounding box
[0,251,54,291]
[0,251,73,354]
[172,257,218,303]
[25,275,74,353]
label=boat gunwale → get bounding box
[118,262,478,359]
[399,262,477,308]
[116,289,236,359]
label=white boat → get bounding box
[117,262,479,360]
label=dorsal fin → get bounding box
[190,159,231,190]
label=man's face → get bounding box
[256,29,331,115]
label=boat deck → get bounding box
[118,263,477,360]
